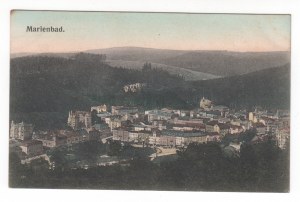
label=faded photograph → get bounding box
[9,11,290,192]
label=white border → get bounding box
[1,1,299,202]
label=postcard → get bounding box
[9,10,290,192]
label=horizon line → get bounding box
[10,46,291,55]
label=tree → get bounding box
[107,140,122,156]
[142,62,152,71]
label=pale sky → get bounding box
[10,11,291,53]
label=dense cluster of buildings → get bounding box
[9,98,290,166]
[111,98,290,150]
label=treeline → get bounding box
[9,140,289,192]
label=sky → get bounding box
[10,11,291,53]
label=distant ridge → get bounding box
[11,46,290,77]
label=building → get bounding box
[10,121,33,140]
[275,128,289,149]
[67,111,92,129]
[123,83,145,93]
[172,123,206,132]
[249,112,258,123]
[109,118,122,131]
[36,134,67,148]
[112,128,130,142]
[214,123,230,136]
[91,104,107,113]
[205,120,219,132]
[64,130,88,144]
[229,125,244,134]
[212,105,229,117]
[183,135,208,145]
[19,140,43,157]
[146,110,173,122]
[200,97,212,110]
[111,106,139,115]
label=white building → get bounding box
[200,97,212,110]
[10,121,33,140]
[91,104,107,113]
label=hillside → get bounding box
[86,47,290,76]
[190,64,290,109]
[10,53,290,129]
[106,59,219,81]
[12,47,290,78]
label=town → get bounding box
[9,97,290,168]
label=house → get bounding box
[91,104,107,113]
[229,125,244,134]
[205,120,219,132]
[19,140,43,157]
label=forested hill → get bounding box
[10,53,290,129]
[12,47,290,78]
[87,47,290,76]
[10,53,187,111]
[190,64,290,109]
